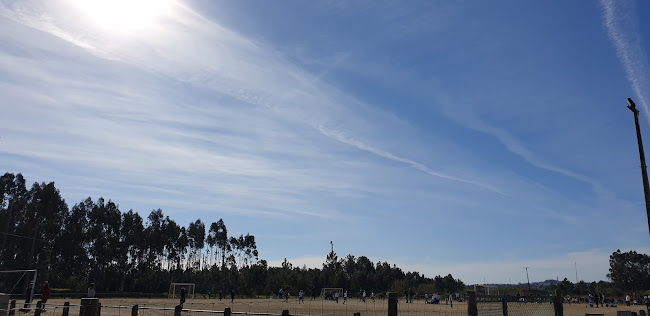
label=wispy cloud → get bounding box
[318,126,504,195]
[600,0,650,123]
[439,99,613,201]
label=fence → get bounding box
[0,294,470,316]
[7,291,615,316]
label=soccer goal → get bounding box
[169,283,195,299]
[474,284,499,296]
[0,269,38,298]
[320,288,343,300]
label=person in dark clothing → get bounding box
[231,290,234,303]
[180,287,187,306]
[219,292,222,301]
[22,281,34,312]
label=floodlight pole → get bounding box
[627,98,650,239]
[524,267,531,292]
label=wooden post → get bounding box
[388,292,397,316]
[80,298,100,316]
[467,291,477,316]
[34,301,42,316]
[553,289,563,316]
[9,300,15,316]
[0,294,9,316]
[62,302,69,316]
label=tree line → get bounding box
[0,172,464,296]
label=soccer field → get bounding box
[27,298,649,316]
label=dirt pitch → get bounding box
[31,298,649,316]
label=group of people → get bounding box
[424,293,455,307]
[331,290,374,304]
[275,288,306,304]
[22,281,51,312]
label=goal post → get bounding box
[169,283,195,299]
[0,269,38,298]
[320,288,343,300]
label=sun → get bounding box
[69,0,175,32]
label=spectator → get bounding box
[180,287,187,306]
[87,283,96,298]
[41,282,51,312]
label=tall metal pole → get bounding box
[627,98,650,238]
[574,262,578,284]
[524,267,531,292]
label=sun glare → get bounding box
[70,0,174,32]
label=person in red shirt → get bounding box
[41,282,51,312]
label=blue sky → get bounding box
[1,0,650,285]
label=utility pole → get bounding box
[330,241,333,253]
[0,206,13,268]
[574,262,578,284]
[627,98,650,238]
[524,267,531,292]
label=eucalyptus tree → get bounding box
[145,209,165,267]
[0,172,28,268]
[162,216,181,269]
[229,236,241,268]
[207,222,218,266]
[214,219,229,268]
[121,210,145,267]
[60,198,92,286]
[120,210,145,290]
[87,198,122,289]
[187,219,205,269]
[28,181,68,281]
[243,233,258,266]
[175,227,189,270]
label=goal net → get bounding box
[169,283,195,299]
[0,270,38,298]
[320,288,343,300]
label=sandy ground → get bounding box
[18,298,650,316]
